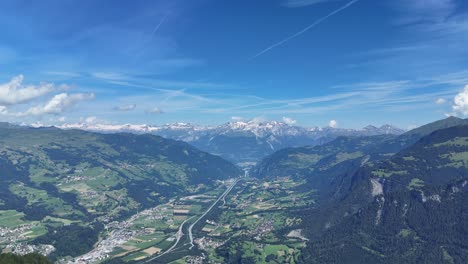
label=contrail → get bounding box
[252,0,360,58]
[149,14,167,37]
[131,15,167,63]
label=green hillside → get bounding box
[403,116,468,138]
[1,118,466,263]
[299,125,468,263]
[254,117,468,202]
[0,125,240,259]
[0,253,52,264]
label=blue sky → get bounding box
[0,0,468,129]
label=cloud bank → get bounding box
[282,117,297,125]
[452,85,468,116]
[0,75,56,105]
[22,92,95,116]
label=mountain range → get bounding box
[57,121,405,164]
[0,124,240,259]
[1,117,467,263]
[301,125,468,263]
[254,116,468,263]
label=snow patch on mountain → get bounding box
[371,178,384,197]
[55,120,404,140]
[45,120,405,164]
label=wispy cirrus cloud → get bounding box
[253,0,360,58]
[45,71,81,78]
[5,71,459,126]
[351,45,430,57]
[209,91,360,114]
[349,1,467,75]
[282,0,340,8]
[394,0,456,25]
[199,70,465,116]
[394,0,468,41]
[90,71,233,91]
[92,72,129,81]
[113,104,136,111]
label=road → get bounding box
[188,178,239,249]
[145,215,194,262]
[145,178,240,262]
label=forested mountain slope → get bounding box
[0,125,240,259]
[299,125,468,263]
[253,117,468,203]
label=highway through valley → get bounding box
[188,178,240,249]
[145,178,240,262]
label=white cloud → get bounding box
[0,105,7,114]
[0,75,56,105]
[145,107,164,114]
[282,116,297,125]
[114,104,136,111]
[78,116,109,125]
[452,85,468,116]
[251,116,267,123]
[435,98,447,104]
[82,116,97,124]
[22,92,95,116]
[231,116,244,121]
[393,0,468,37]
[329,119,338,128]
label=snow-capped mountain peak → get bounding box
[216,120,306,138]
[55,121,404,139]
[45,120,406,164]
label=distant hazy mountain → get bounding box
[57,120,405,164]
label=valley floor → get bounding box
[65,178,239,263]
[61,175,315,264]
[164,176,315,264]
